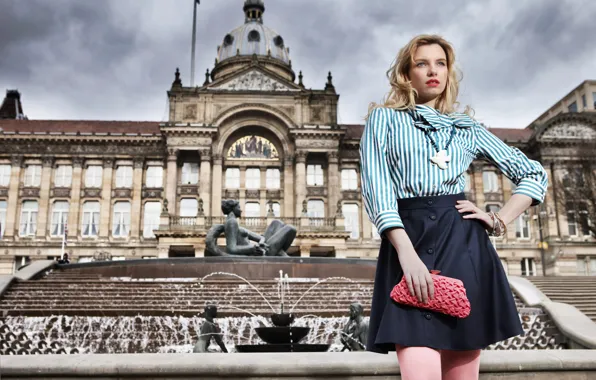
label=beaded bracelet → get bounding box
[488,212,506,237]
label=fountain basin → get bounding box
[270,313,294,327]
[255,327,309,345]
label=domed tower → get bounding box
[211,0,294,82]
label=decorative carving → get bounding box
[41,156,54,167]
[112,188,132,199]
[311,107,323,122]
[213,104,224,114]
[342,190,360,201]
[82,188,102,198]
[3,143,164,156]
[72,157,84,167]
[183,104,197,120]
[0,188,7,197]
[341,149,360,159]
[213,70,294,92]
[167,148,180,157]
[484,192,503,203]
[178,185,199,196]
[142,188,163,199]
[336,200,343,217]
[224,189,239,199]
[295,151,307,163]
[213,154,223,165]
[133,157,144,169]
[167,137,212,147]
[302,199,308,215]
[266,190,281,199]
[103,158,115,169]
[199,149,212,162]
[227,135,279,160]
[198,198,204,216]
[20,187,40,198]
[541,123,596,140]
[246,189,260,199]
[11,155,23,167]
[162,198,169,214]
[279,106,295,117]
[295,139,338,149]
[307,187,327,197]
[51,188,71,198]
[327,151,339,163]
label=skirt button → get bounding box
[427,248,434,254]
[424,313,432,320]
[429,215,437,220]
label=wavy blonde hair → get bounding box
[367,34,471,118]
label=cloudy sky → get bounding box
[1,0,594,129]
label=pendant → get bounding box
[430,150,451,170]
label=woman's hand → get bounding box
[398,247,435,303]
[456,200,493,231]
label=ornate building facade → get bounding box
[0,1,595,276]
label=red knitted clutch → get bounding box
[390,270,471,318]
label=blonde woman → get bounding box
[359,34,547,380]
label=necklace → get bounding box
[423,125,456,170]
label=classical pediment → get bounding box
[540,122,596,141]
[209,69,299,92]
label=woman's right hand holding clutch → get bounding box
[385,228,435,304]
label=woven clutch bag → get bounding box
[390,270,471,318]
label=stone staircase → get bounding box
[527,276,596,322]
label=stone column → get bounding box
[36,156,54,238]
[283,155,294,217]
[199,150,212,217]
[130,157,144,239]
[99,158,114,238]
[295,151,307,217]
[4,155,23,238]
[211,154,223,217]
[165,148,179,216]
[327,151,340,216]
[67,157,84,238]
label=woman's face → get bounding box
[407,43,448,107]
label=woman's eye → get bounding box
[416,62,425,67]
[438,61,446,66]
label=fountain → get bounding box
[235,270,330,352]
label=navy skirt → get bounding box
[366,193,523,353]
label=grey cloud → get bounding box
[0,0,594,129]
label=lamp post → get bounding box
[536,204,548,276]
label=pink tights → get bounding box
[396,344,481,380]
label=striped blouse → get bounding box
[359,105,548,235]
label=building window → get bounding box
[244,202,260,217]
[341,169,358,190]
[269,202,281,217]
[112,201,131,237]
[482,171,499,192]
[50,201,69,237]
[521,258,535,276]
[582,94,587,108]
[85,165,103,188]
[245,168,261,189]
[225,168,240,189]
[515,210,531,239]
[371,224,381,239]
[307,200,325,218]
[82,201,100,237]
[463,172,471,192]
[593,92,596,108]
[485,204,500,214]
[143,202,161,238]
[578,203,591,236]
[181,163,199,185]
[343,203,360,239]
[180,198,198,217]
[24,165,42,187]
[146,166,163,188]
[0,164,10,187]
[115,166,133,188]
[577,258,587,275]
[590,258,596,276]
[567,202,577,236]
[568,101,578,113]
[307,165,324,186]
[19,200,38,236]
[54,165,72,187]
[0,200,7,238]
[14,256,31,272]
[266,168,280,189]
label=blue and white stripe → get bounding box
[359,105,548,235]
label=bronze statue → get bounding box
[193,305,228,353]
[340,302,368,351]
[205,200,296,257]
